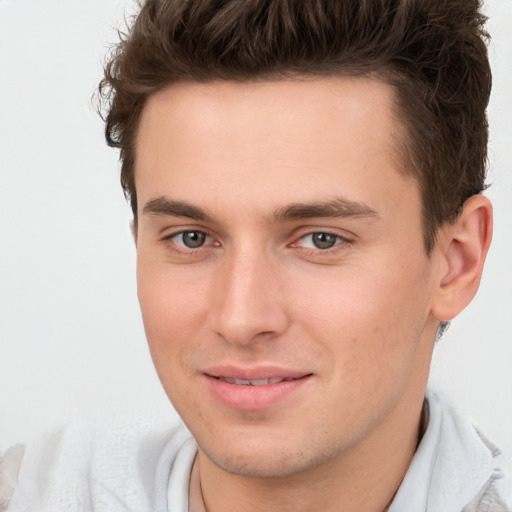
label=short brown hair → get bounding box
[99,0,491,253]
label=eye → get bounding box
[295,232,346,250]
[169,230,214,249]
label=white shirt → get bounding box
[2,390,510,511]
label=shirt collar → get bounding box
[389,389,496,512]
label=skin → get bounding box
[134,77,492,512]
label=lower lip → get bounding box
[204,375,312,410]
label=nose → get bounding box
[210,247,289,346]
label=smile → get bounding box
[204,368,313,410]
[216,377,296,386]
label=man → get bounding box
[1,0,510,511]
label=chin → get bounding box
[197,432,345,479]
[204,450,312,478]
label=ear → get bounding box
[130,218,138,246]
[431,194,493,321]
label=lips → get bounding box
[203,366,312,410]
[217,377,297,386]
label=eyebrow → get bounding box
[143,197,213,222]
[142,195,381,224]
[272,197,382,222]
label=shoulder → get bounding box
[427,391,511,512]
[0,445,25,512]
[2,413,195,512]
[464,474,511,512]
[390,390,511,512]
[463,429,511,512]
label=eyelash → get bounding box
[161,230,218,254]
[290,232,351,253]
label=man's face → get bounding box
[135,78,441,477]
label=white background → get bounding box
[0,0,511,469]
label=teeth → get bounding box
[234,379,252,385]
[268,378,286,384]
[220,377,287,386]
[250,379,273,386]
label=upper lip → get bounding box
[203,365,311,381]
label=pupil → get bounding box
[312,233,337,249]
[183,231,206,248]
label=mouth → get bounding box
[213,376,302,386]
[203,367,313,410]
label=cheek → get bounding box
[136,262,209,375]
[137,273,205,413]
[298,259,430,372]
[138,254,210,322]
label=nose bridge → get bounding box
[212,242,287,345]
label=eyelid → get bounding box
[289,229,354,252]
[290,225,354,241]
[161,228,220,250]
[160,224,214,240]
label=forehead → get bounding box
[138,77,400,160]
[135,77,416,222]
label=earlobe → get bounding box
[431,194,493,321]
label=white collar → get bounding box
[389,389,497,512]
